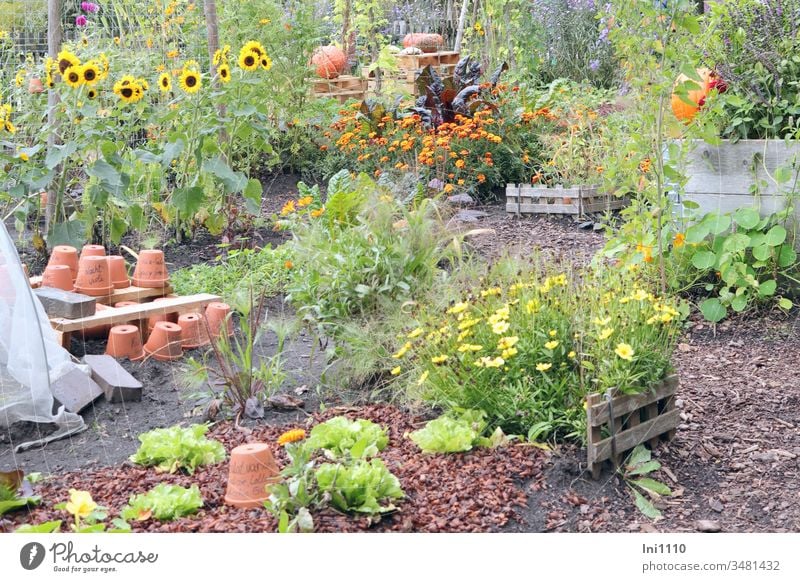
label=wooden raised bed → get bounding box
[310,75,367,104]
[586,374,680,479]
[506,184,627,216]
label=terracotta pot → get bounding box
[148,296,179,331]
[106,324,145,361]
[224,443,280,509]
[74,255,114,296]
[48,245,79,281]
[114,301,144,335]
[402,33,444,53]
[206,302,234,338]
[28,77,44,94]
[131,249,169,288]
[178,312,210,349]
[80,244,106,260]
[114,301,138,308]
[78,303,112,340]
[143,321,183,361]
[106,255,131,289]
[41,264,74,292]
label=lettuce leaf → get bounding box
[306,417,389,459]
[315,458,404,514]
[121,484,204,522]
[129,424,226,474]
[409,409,488,454]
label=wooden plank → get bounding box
[51,293,220,332]
[588,409,681,466]
[505,203,579,214]
[685,139,800,197]
[646,402,662,448]
[588,375,679,426]
[586,393,604,479]
[96,284,173,305]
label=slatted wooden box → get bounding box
[506,184,627,216]
[310,75,367,104]
[586,374,680,479]
[365,50,460,96]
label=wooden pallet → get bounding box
[51,293,220,349]
[29,277,172,305]
[397,50,460,70]
[506,184,628,216]
[310,75,367,103]
[586,374,680,479]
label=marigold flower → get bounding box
[277,429,306,446]
[673,232,685,248]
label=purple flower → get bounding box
[81,2,99,13]
[75,15,88,26]
[589,59,600,71]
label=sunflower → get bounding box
[242,40,265,56]
[98,53,110,80]
[57,49,80,74]
[63,65,84,88]
[113,76,143,104]
[81,60,100,85]
[80,35,89,47]
[178,69,201,94]
[217,63,230,83]
[238,48,259,71]
[86,88,97,100]
[158,72,172,92]
[260,54,272,71]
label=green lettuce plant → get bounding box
[314,458,404,515]
[129,424,226,474]
[409,409,508,454]
[305,417,389,459]
[121,484,203,522]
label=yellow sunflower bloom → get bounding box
[178,69,202,94]
[81,60,100,85]
[260,54,273,71]
[158,73,172,92]
[63,65,83,88]
[238,49,260,71]
[218,63,231,83]
[57,49,80,74]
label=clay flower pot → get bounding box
[41,264,74,292]
[143,321,183,361]
[106,324,145,361]
[78,303,111,340]
[206,302,234,338]
[114,301,138,308]
[148,297,179,331]
[107,255,131,289]
[178,313,210,349]
[80,244,106,260]
[28,77,44,94]
[131,249,169,288]
[74,255,114,296]
[48,245,79,281]
[224,443,280,509]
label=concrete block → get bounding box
[51,368,104,413]
[34,287,96,319]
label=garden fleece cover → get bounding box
[0,222,85,451]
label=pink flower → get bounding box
[75,15,88,26]
[81,2,99,13]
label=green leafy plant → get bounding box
[54,489,130,533]
[129,424,226,474]
[121,484,203,522]
[315,458,404,515]
[669,208,797,322]
[305,417,389,459]
[14,520,63,533]
[621,445,673,520]
[0,470,41,516]
[409,409,492,454]
[184,289,293,420]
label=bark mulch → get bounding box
[5,405,547,533]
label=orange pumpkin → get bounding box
[311,45,347,79]
[402,33,444,53]
[671,68,713,122]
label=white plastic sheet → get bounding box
[0,223,85,451]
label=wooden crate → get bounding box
[586,374,680,479]
[366,51,460,96]
[505,184,627,216]
[310,75,367,104]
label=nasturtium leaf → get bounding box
[752,244,771,262]
[691,250,716,270]
[765,225,787,246]
[700,298,727,323]
[685,223,709,244]
[758,279,777,297]
[778,297,793,310]
[733,207,760,229]
[730,294,748,312]
[722,233,750,253]
[778,246,797,268]
[705,213,731,235]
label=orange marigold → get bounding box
[277,428,306,445]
